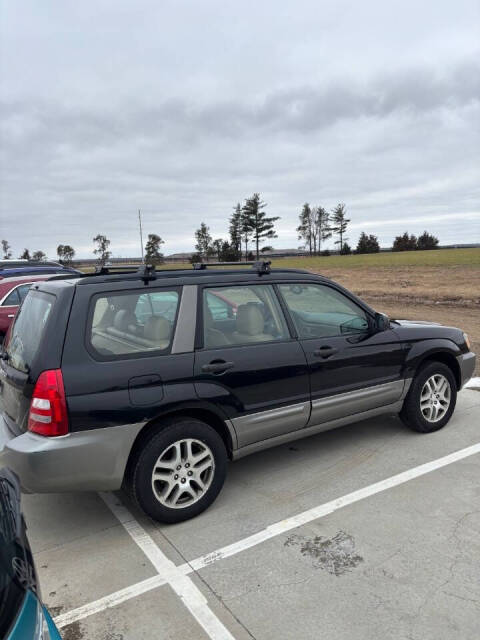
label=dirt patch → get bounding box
[285,531,363,576]
[62,621,84,640]
[313,266,480,309]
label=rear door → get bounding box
[278,282,406,426]
[194,283,310,448]
[61,283,195,432]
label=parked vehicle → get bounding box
[0,275,55,340]
[0,264,80,280]
[0,468,62,640]
[0,262,475,523]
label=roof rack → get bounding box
[192,260,271,274]
[94,263,157,283]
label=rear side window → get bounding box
[88,288,180,359]
[2,289,20,306]
[5,291,53,373]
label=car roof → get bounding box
[0,267,78,279]
[44,264,329,290]
[0,274,54,285]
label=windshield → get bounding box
[5,290,54,373]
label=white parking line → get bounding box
[186,441,480,571]
[54,575,168,629]
[53,441,480,629]
[465,377,480,390]
[99,491,237,640]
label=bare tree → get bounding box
[1,240,12,259]
[93,235,111,265]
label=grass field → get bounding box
[272,247,480,269]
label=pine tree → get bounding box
[242,193,280,259]
[229,203,243,257]
[144,234,165,264]
[356,232,380,254]
[393,232,417,251]
[314,207,332,254]
[194,223,213,260]
[416,231,439,250]
[296,203,316,255]
[331,203,350,253]
[212,239,223,261]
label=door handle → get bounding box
[202,361,234,374]
[313,346,338,359]
[7,314,14,318]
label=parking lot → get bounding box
[22,384,480,640]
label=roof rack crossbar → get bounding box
[192,260,271,274]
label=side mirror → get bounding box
[374,312,390,332]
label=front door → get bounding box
[277,282,406,426]
[194,283,310,448]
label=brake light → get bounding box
[28,369,69,436]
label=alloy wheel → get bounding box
[420,374,451,423]
[151,438,215,509]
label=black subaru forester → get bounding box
[0,262,475,523]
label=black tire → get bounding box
[129,418,227,524]
[400,361,457,433]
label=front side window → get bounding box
[89,288,180,358]
[203,284,289,348]
[279,284,369,339]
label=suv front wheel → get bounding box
[400,361,457,433]
[129,418,227,523]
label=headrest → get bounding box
[236,304,264,336]
[114,309,137,331]
[144,316,170,342]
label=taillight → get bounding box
[28,369,69,436]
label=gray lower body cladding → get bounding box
[1,378,412,493]
[232,378,411,459]
[0,415,143,493]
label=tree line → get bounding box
[1,196,440,265]
[191,193,279,263]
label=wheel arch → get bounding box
[123,403,235,488]
[411,347,461,390]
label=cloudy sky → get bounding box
[1,0,479,258]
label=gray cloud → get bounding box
[1,1,479,257]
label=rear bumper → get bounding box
[457,352,476,389]
[0,414,143,493]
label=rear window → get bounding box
[88,288,180,359]
[5,291,54,373]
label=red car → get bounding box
[0,275,53,340]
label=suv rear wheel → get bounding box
[400,361,457,433]
[130,418,227,523]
